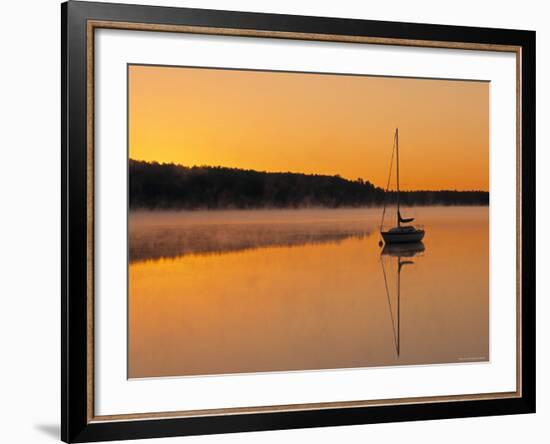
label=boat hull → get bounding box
[381,229,425,244]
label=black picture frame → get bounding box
[62,1,536,442]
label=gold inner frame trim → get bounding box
[86,19,523,423]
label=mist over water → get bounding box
[128,206,489,378]
[129,208,375,262]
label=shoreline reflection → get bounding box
[129,216,374,263]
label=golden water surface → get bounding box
[128,207,488,378]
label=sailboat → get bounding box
[380,128,425,244]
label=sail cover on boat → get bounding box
[398,211,414,224]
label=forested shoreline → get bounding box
[129,159,489,210]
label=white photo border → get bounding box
[94,28,517,416]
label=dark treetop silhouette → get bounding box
[129,159,489,210]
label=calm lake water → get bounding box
[128,206,488,378]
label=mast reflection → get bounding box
[380,242,425,356]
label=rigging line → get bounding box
[379,131,397,231]
[380,255,399,355]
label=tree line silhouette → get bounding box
[129,159,489,210]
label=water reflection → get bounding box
[128,207,489,378]
[380,242,425,357]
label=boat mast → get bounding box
[396,128,400,227]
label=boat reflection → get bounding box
[380,241,425,356]
[381,241,425,258]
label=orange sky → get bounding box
[128,65,489,191]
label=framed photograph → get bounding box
[62,1,535,442]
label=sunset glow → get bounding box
[128,65,489,191]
